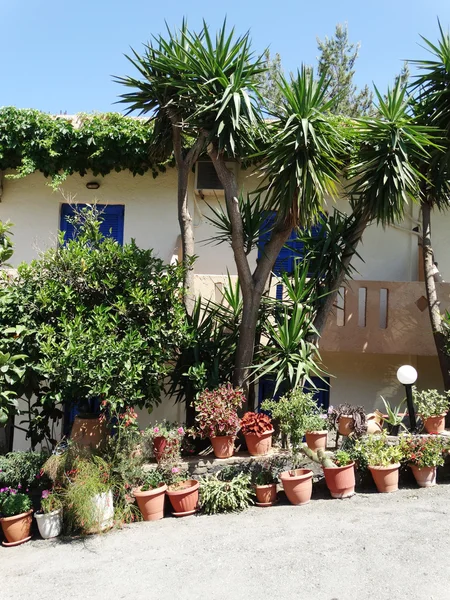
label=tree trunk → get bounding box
[421,200,450,391]
[177,165,195,314]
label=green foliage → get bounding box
[0,492,32,517]
[353,434,404,467]
[0,220,14,267]
[317,22,373,117]
[0,451,49,491]
[0,207,189,446]
[380,397,406,428]
[199,472,253,514]
[140,469,166,492]
[257,49,284,107]
[40,489,63,514]
[412,387,450,419]
[400,435,448,468]
[262,389,326,449]
[334,450,353,467]
[0,108,167,187]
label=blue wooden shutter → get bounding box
[60,204,125,245]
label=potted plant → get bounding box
[329,404,367,437]
[354,435,404,493]
[413,388,450,433]
[142,421,185,463]
[240,412,274,456]
[163,464,199,517]
[381,397,406,436]
[194,383,245,459]
[0,490,33,546]
[132,469,167,521]
[249,458,286,507]
[262,389,326,450]
[401,435,448,487]
[35,489,63,539]
[304,411,331,452]
[199,471,253,514]
[301,445,356,499]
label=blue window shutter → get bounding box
[60,204,125,245]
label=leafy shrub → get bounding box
[0,207,190,447]
[240,412,272,435]
[400,436,449,468]
[0,451,49,492]
[199,472,253,514]
[0,492,32,517]
[334,450,353,467]
[40,489,63,514]
[194,384,245,438]
[140,470,166,492]
[353,435,404,467]
[413,388,450,419]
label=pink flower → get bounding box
[171,467,179,474]
[41,490,50,499]
[153,427,160,433]
[177,427,184,435]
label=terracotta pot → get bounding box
[166,480,199,516]
[337,416,354,436]
[70,416,107,450]
[35,508,63,539]
[254,483,277,506]
[369,464,400,493]
[152,437,180,463]
[279,469,313,505]
[210,435,235,459]
[0,510,33,546]
[322,463,355,499]
[422,413,447,434]
[410,464,437,488]
[244,429,274,456]
[305,430,328,452]
[133,483,167,521]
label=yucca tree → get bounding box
[410,24,450,390]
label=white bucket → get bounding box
[35,508,63,539]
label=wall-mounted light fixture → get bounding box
[86,181,100,190]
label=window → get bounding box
[60,204,125,245]
[258,377,330,411]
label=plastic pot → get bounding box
[244,430,274,456]
[0,510,33,546]
[410,464,437,488]
[279,469,313,505]
[322,463,355,499]
[369,464,400,493]
[35,508,63,539]
[305,430,328,452]
[210,435,235,459]
[133,483,167,521]
[166,480,199,516]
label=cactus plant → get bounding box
[301,444,338,468]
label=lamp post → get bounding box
[396,365,418,432]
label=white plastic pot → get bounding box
[91,490,114,532]
[35,508,63,539]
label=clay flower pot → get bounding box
[337,416,354,436]
[152,437,180,463]
[133,483,167,521]
[254,483,277,507]
[244,429,274,456]
[166,480,199,517]
[210,435,235,459]
[410,464,437,488]
[280,469,313,505]
[369,463,400,493]
[422,413,447,434]
[70,415,107,450]
[0,510,33,546]
[35,508,63,539]
[305,430,328,452]
[322,463,355,499]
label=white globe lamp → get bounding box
[396,365,418,431]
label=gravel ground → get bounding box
[2,483,450,600]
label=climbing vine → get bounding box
[0,107,171,188]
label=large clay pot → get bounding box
[244,430,274,456]
[35,508,63,539]
[254,483,277,506]
[305,430,328,452]
[70,416,107,450]
[133,483,167,521]
[322,463,355,499]
[410,464,437,488]
[423,413,447,434]
[369,464,400,493]
[0,510,33,546]
[210,435,235,459]
[166,480,199,517]
[337,416,354,436]
[279,469,313,505]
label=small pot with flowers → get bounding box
[413,388,450,434]
[400,435,449,487]
[163,464,199,517]
[143,421,185,464]
[132,469,167,521]
[194,384,245,459]
[0,488,33,546]
[35,489,63,539]
[240,412,274,456]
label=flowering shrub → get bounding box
[0,491,32,517]
[400,436,449,468]
[194,384,245,438]
[413,388,450,419]
[240,412,273,436]
[141,421,185,462]
[40,489,63,514]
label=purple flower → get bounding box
[17,484,22,489]
[171,467,179,474]
[41,490,50,499]
[177,427,184,435]
[35,473,41,480]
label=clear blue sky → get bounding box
[2,0,450,114]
